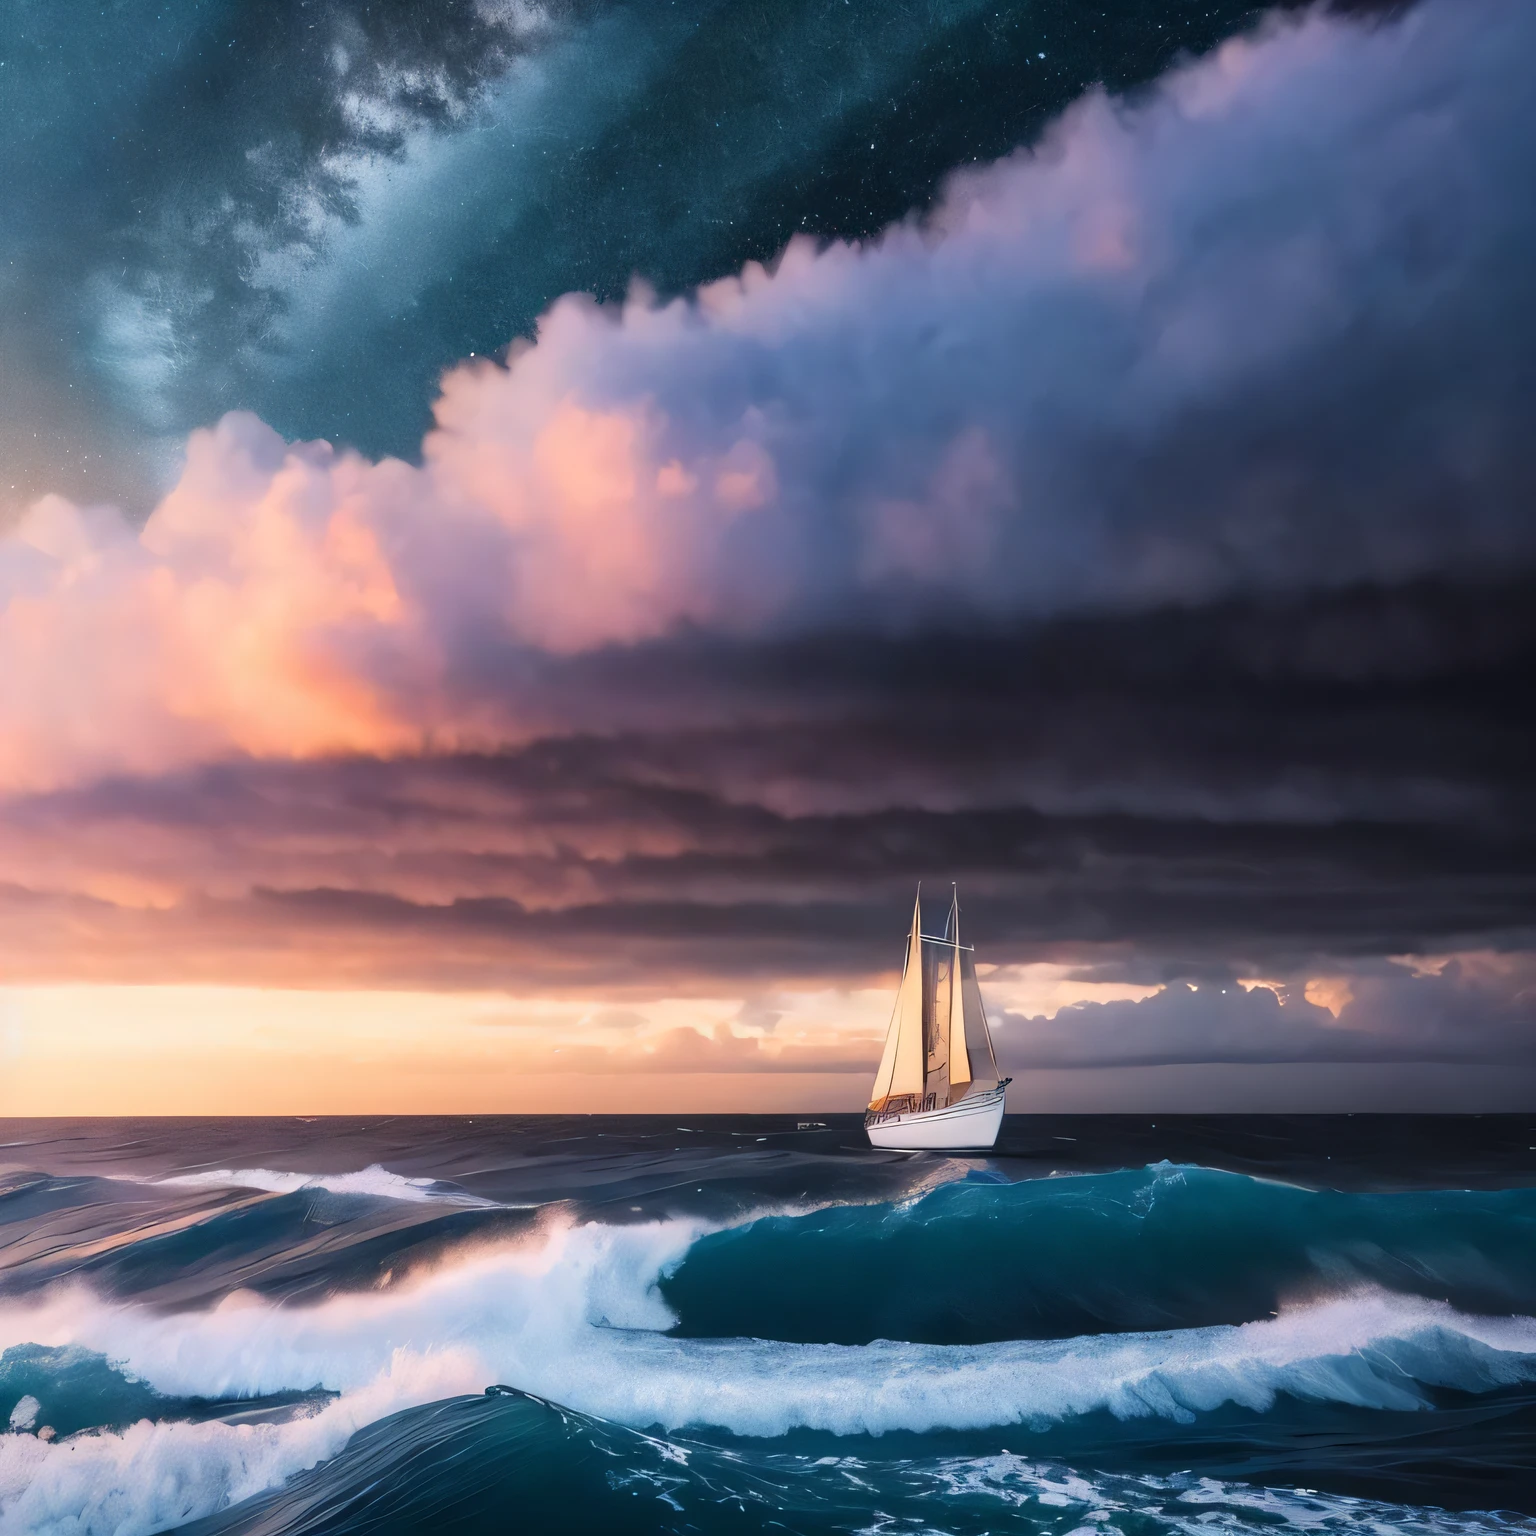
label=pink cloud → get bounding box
[3,0,1534,794]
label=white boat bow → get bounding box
[865,1078,1011,1150]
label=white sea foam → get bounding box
[2,1216,1535,1535]
[0,1217,700,1402]
[151,1164,499,1206]
[933,1456,1520,1536]
[0,1354,476,1536]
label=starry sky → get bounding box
[2,0,1533,1113]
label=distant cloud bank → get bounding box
[995,955,1536,1071]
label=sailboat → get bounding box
[865,887,1011,1150]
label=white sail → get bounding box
[869,992,902,1107]
[869,890,927,1109]
[959,945,1000,1085]
[947,890,971,1092]
[866,884,1010,1149]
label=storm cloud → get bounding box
[1,578,1532,993]
[7,0,1536,784]
[2,0,1534,1087]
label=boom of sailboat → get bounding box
[865,886,1011,1151]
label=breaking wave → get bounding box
[4,1161,1536,1535]
[14,1388,1533,1536]
[662,1162,1536,1343]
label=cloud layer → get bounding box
[2,0,1535,1091]
[5,3,1536,789]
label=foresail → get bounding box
[870,891,927,1109]
[869,992,903,1107]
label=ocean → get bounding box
[2,1114,1534,1536]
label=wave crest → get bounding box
[663,1163,1536,1344]
[3,1215,1533,1438]
[152,1165,497,1206]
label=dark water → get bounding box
[2,1115,1534,1535]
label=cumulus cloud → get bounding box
[4,0,1536,793]
[995,954,1536,1069]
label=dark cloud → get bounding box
[2,578,1531,991]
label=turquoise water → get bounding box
[2,1115,1534,1535]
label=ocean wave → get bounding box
[171,1388,1536,1536]
[17,1162,1536,1342]
[0,1355,473,1536]
[151,1165,500,1207]
[4,1205,1536,1535]
[7,1378,1535,1536]
[0,1217,698,1403]
[0,1344,327,1443]
[663,1162,1536,1344]
[3,1216,1534,1437]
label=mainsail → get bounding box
[869,887,1000,1113]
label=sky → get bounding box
[1,0,1534,1114]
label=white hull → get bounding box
[865,1083,1007,1150]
